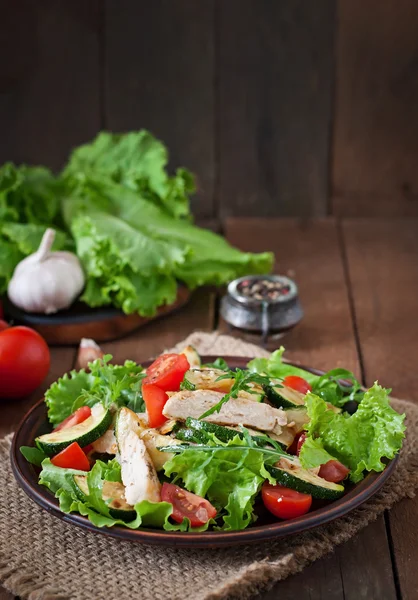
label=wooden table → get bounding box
[1,218,417,600]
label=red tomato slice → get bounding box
[51,442,90,471]
[0,320,9,332]
[262,482,312,520]
[283,375,312,395]
[319,460,350,483]
[161,482,217,527]
[54,406,92,432]
[143,382,169,428]
[144,353,190,391]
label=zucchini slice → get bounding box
[181,346,201,369]
[266,462,344,500]
[184,418,288,449]
[73,475,136,522]
[36,403,112,456]
[264,383,306,408]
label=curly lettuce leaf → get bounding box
[39,459,207,531]
[1,222,74,255]
[44,356,145,426]
[63,130,194,219]
[163,435,273,530]
[299,384,406,482]
[247,347,319,384]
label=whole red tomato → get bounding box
[0,326,50,398]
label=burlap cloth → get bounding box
[1,332,418,600]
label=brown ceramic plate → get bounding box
[11,356,399,548]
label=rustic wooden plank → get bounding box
[218,1,335,217]
[100,287,216,364]
[0,346,76,438]
[104,0,215,219]
[223,218,397,599]
[0,0,101,170]
[343,217,418,600]
[332,1,418,216]
[342,218,418,402]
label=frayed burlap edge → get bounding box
[2,332,417,600]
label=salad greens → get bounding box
[0,131,273,315]
[299,385,406,482]
[45,355,146,426]
[20,346,406,533]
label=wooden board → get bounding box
[4,286,191,345]
[332,0,418,216]
[104,0,215,219]
[218,1,335,217]
[222,217,397,599]
[0,0,101,169]
[343,217,418,600]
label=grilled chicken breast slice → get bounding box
[162,390,287,432]
[115,408,161,504]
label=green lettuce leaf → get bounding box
[63,130,194,219]
[44,356,145,426]
[163,435,273,530]
[299,384,406,482]
[247,347,319,384]
[39,458,206,531]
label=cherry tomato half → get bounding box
[319,460,350,483]
[283,375,312,395]
[161,482,217,527]
[51,442,90,471]
[142,382,169,428]
[54,406,92,432]
[262,482,312,520]
[144,353,190,392]
[0,326,50,398]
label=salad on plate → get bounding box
[20,347,406,532]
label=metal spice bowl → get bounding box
[220,275,303,344]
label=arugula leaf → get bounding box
[198,370,270,418]
[163,434,276,530]
[299,384,406,482]
[311,368,364,407]
[180,378,196,391]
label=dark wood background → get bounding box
[1,0,418,219]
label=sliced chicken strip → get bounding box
[115,408,161,504]
[162,390,287,432]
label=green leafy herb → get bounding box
[311,368,364,407]
[202,357,229,371]
[20,446,47,467]
[299,384,406,482]
[198,370,270,419]
[180,378,196,391]
[247,347,319,384]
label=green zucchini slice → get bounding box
[264,382,306,408]
[73,475,136,522]
[36,403,112,456]
[266,463,344,500]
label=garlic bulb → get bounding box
[8,228,85,314]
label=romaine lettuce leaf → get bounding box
[163,435,273,530]
[299,384,406,482]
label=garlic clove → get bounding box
[76,338,104,370]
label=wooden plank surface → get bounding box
[104,0,215,218]
[332,0,418,216]
[0,0,101,169]
[343,218,418,600]
[218,1,335,217]
[223,218,397,599]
